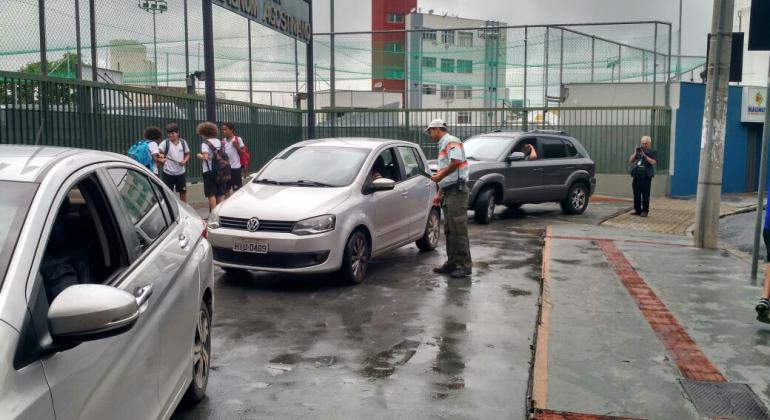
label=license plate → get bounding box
[232,239,268,254]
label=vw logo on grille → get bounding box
[246,217,260,232]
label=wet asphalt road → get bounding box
[172,202,629,420]
[720,210,765,258]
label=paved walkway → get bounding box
[601,194,757,236]
[533,224,770,420]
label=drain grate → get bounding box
[680,380,770,420]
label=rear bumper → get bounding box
[589,177,596,196]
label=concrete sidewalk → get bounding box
[532,224,770,420]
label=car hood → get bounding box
[218,182,353,221]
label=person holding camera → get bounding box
[628,136,657,217]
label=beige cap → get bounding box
[425,118,447,132]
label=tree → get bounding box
[4,53,81,106]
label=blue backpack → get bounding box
[128,140,154,170]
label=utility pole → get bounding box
[752,62,770,280]
[329,0,336,134]
[693,0,735,249]
[678,0,683,80]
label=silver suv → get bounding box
[432,130,596,224]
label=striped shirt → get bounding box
[436,133,470,190]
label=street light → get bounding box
[138,0,168,86]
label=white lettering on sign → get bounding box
[213,0,311,44]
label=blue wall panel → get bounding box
[671,83,751,197]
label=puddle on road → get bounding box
[360,339,420,379]
[501,285,533,297]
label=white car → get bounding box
[207,138,441,284]
[0,145,214,420]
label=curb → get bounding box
[685,204,759,238]
[528,226,552,416]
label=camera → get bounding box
[636,147,643,153]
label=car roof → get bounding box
[0,145,132,183]
[292,138,416,150]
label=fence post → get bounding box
[590,36,595,83]
[523,26,528,108]
[544,27,549,107]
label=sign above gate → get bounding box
[214,0,311,43]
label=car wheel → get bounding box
[561,183,589,215]
[339,231,369,285]
[416,208,441,251]
[473,188,496,224]
[183,300,211,405]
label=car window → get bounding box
[39,175,128,302]
[398,146,423,179]
[564,140,579,157]
[0,181,37,291]
[463,136,514,161]
[256,146,370,187]
[371,148,404,182]
[540,137,569,159]
[108,168,170,251]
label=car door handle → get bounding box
[134,285,153,307]
[565,166,575,170]
[532,168,544,172]
[178,233,189,249]
[400,190,409,197]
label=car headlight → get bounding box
[207,206,221,229]
[292,215,336,236]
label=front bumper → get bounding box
[207,227,345,274]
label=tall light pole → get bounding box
[138,0,168,86]
[678,0,683,80]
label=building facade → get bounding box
[371,0,417,94]
[405,13,506,125]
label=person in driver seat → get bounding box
[371,156,386,180]
[519,143,538,161]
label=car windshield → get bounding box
[255,146,371,187]
[0,181,38,291]
[463,137,514,161]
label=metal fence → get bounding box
[0,70,302,181]
[314,106,670,174]
[1,71,670,178]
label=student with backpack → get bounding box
[196,121,229,211]
[160,123,191,202]
[128,126,165,174]
[221,122,249,197]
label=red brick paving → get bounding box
[533,409,644,420]
[594,240,726,383]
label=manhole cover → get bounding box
[680,380,770,420]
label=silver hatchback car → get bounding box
[207,138,441,284]
[0,146,214,420]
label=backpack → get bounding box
[225,136,250,170]
[128,140,154,170]
[204,140,231,184]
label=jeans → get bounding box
[632,177,652,213]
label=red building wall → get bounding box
[371,0,416,93]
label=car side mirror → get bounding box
[507,151,526,162]
[369,177,396,192]
[48,284,142,345]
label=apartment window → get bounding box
[422,31,437,41]
[458,31,473,47]
[441,30,455,45]
[440,59,455,73]
[457,59,473,73]
[383,67,404,80]
[422,57,436,68]
[458,86,473,99]
[386,42,404,53]
[386,13,404,23]
[440,85,455,99]
[457,111,471,124]
[422,84,436,95]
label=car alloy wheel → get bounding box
[486,194,496,221]
[571,187,586,211]
[351,234,368,280]
[427,211,440,247]
[192,306,210,390]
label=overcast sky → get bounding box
[313,0,714,56]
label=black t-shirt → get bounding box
[632,148,657,178]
